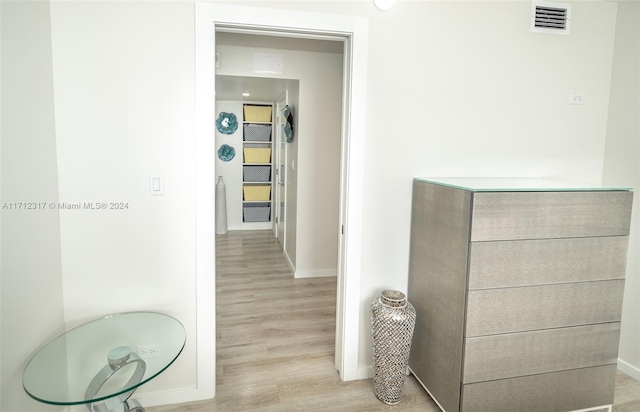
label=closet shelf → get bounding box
[242,103,274,224]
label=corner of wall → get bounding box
[1,1,65,410]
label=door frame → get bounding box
[274,94,287,248]
[195,2,369,398]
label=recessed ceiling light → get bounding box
[242,93,250,97]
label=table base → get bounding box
[89,398,144,412]
[86,347,146,412]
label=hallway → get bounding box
[149,230,435,411]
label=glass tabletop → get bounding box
[23,312,185,406]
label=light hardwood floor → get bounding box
[148,230,640,412]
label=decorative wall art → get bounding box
[283,105,294,143]
[216,112,238,134]
[217,144,235,162]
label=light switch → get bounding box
[149,174,164,196]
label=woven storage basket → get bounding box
[243,105,272,122]
[243,185,271,201]
[243,165,271,182]
[243,124,272,142]
[243,203,271,222]
[244,148,271,163]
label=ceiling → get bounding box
[216,32,344,54]
[215,75,297,102]
[215,32,343,102]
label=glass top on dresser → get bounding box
[22,312,185,406]
[415,177,632,192]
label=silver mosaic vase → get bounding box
[370,289,416,405]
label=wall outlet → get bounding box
[137,344,160,358]
[569,93,584,105]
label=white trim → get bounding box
[294,269,337,279]
[208,5,361,35]
[68,388,212,410]
[618,358,640,381]
[571,406,611,412]
[241,222,272,231]
[358,365,374,380]
[340,14,368,382]
[284,248,295,275]
[132,388,206,408]
[194,2,370,397]
[193,1,217,402]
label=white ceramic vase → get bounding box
[215,176,228,234]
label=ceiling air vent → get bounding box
[531,1,571,35]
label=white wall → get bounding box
[361,0,618,369]
[295,52,342,278]
[2,2,635,410]
[215,43,343,277]
[215,100,244,230]
[1,1,65,411]
[221,0,623,373]
[602,0,640,380]
[49,0,198,403]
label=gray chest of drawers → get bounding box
[407,178,633,412]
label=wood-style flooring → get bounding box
[148,230,640,412]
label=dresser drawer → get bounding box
[468,236,629,289]
[465,280,625,337]
[460,364,617,412]
[470,191,633,241]
[462,322,620,383]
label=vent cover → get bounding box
[531,1,571,35]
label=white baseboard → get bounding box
[280,243,336,279]
[241,222,271,230]
[618,358,640,381]
[357,365,373,379]
[284,249,295,274]
[131,387,211,408]
[294,268,337,278]
[282,246,337,279]
[571,405,612,412]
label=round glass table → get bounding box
[23,312,186,412]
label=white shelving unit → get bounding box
[241,103,274,229]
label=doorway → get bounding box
[214,30,343,368]
[195,3,369,398]
[214,30,342,276]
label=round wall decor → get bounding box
[216,112,238,134]
[217,144,235,161]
